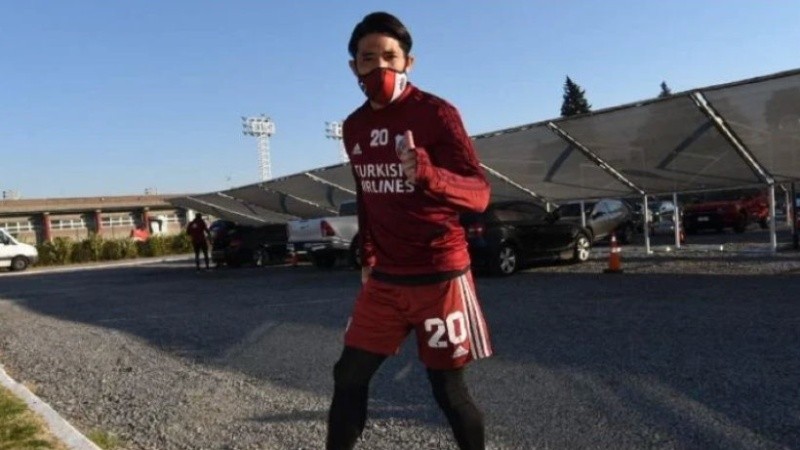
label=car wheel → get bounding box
[349,236,361,269]
[758,217,769,229]
[492,244,518,276]
[10,256,28,271]
[571,234,591,263]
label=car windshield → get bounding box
[338,202,357,216]
[557,203,594,217]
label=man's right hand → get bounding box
[361,266,372,285]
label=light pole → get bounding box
[325,120,348,162]
[242,115,276,181]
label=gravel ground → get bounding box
[0,246,799,450]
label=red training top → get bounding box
[344,84,490,276]
[186,218,209,244]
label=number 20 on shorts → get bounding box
[424,312,467,349]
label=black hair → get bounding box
[348,12,412,58]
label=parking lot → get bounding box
[1,243,799,449]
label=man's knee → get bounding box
[333,347,384,390]
[427,368,475,410]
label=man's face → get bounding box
[350,32,413,76]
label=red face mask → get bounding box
[358,68,408,106]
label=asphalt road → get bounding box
[0,250,799,449]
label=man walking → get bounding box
[326,12,492,450]
[186,213,210,271]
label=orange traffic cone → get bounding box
[603,233,623,273]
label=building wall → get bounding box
[0,195,195,245]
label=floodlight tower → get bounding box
[325,120,348,162]
[242,115,276,181]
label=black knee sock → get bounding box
[326,347,386,450]
[428,368,485,450]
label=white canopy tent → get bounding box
[170,68,800,253]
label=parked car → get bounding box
[287,201,359,268]
[460,200,592,276]
[627,198,677,234]
[555,198,636,244]
[209,220,288,268]
[682,189,769,234]
[0,227,38,271]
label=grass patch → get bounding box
[0,385,66,450]
[87,429,120,449]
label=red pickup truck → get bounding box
[682,190,769,234]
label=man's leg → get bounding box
[427,368,485,450]
[201,242,210,269]
[192,243,201,270]
[326,346,386,450]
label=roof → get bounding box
[170,68,800,224]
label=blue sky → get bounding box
[2,1,798,199]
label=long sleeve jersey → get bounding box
[343,84,490,276]
[186,218,209,244]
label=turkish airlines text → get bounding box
[353,163,415,194]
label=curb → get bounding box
[0,364,102,450]
[0,255,193,277]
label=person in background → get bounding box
[325,11,492,450]
[186,213,210,271]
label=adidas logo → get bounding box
[452,345,469,359]
[352,143,362,155]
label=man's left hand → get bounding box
[397,130,417,184]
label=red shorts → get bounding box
[344,271,492,370]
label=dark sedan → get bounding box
[461,200,592,276]
[209,220,288,268]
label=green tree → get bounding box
[560,76,592,117]
[658,81,672,98]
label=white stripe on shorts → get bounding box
[457,274,491,359]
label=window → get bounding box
[509,202,547,222]
[492,202,547,222]
[51,218,86,230]
[493,207,526,222]
[101,216,135,227]
[0,221,35,233]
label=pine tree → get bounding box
[658,81,672,98]
[560,76,592,117]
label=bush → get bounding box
[101,239,138,261]
[169,233,193,254]
[137,236,168,257]
[33,233,192,267]
[71,234,104,263]
[35,237,73,266]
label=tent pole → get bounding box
[580,200,586,228]
[643,194,651,254]
[793,182,799,250]
[673,192,681,249]
[769,184,777,253]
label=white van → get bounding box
[0,228,38,271]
